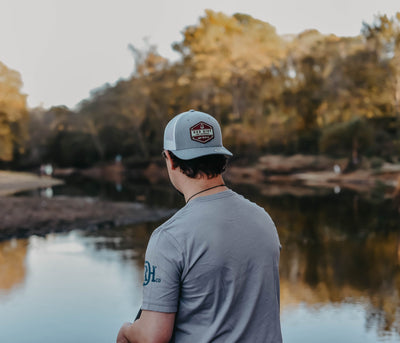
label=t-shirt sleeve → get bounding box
[141,229,183,313]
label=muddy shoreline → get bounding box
[0,171,176,241]
[0,195,176,242]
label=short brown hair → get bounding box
[168,151,228,179]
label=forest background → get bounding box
[1,10,400,171]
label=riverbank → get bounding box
[0,171,64,196]
[0,195,176,241]
[225,155,400,196]
[49,154,400,195]
[0,171,175,241]
[1,154,399,241]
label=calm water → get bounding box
[1,178,400,342]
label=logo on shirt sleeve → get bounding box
[143,261,161,286]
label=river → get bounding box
[0,177,399,342]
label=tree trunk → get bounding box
[134,125,149,159]
[394,176,400,213]
[344,137,360,173]
[352,137,359,166]
[85,119,105,161]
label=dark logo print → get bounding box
[143,261,161,286]
[190,121,214,144]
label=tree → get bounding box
[0,62,28,161]
[128,39,169,77]
[32,105,101,168]
[320,117,374,170]
[174,10,286,120]
[362,13,400,138]
[282,31,366,128]
[18,10,400,167]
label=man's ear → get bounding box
[165,151,177,170]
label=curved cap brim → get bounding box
[171,146,233,160]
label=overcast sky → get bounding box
[1,0,399,108]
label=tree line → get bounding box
[2,10,400,169]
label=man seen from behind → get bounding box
[117,109,282,343]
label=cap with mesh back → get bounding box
[163,109,233,160]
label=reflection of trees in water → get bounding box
[257,190,400,335]
[83,220,162,271]
[78,182,400,335]
[366,296,400,337]
[0,239,28,292]
[57,175,184,210]
[280,232,400,334]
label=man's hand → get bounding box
[116,322,131,343]
[116,311,175,343]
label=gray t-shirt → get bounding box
[142,190,282,343]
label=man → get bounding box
[117,110,282,343]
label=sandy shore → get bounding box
[0,171,64,196]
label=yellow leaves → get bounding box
[129,42,169,78]
[177,75,190,86]
[0,124,13,161]
[135,52,168,77]
[0,61,28,161]
[0,63,23,90]
[180,10,286,82]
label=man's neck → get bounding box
[183,175,227,203]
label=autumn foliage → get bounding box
[0,62,27,162]
[2,10,400,168]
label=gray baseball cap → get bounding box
[163,109,233,160]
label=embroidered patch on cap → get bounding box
[190,122,214,144]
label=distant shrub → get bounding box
[369,157,385,169]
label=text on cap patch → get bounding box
[190,122,214,144]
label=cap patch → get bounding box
[190,121,214,144]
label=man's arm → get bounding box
[116,310,176,343]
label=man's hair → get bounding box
[168,151,228,179]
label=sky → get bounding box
[1,0,399,109]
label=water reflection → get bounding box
[16,174,184,209]
[257,188,400,340]
[2,179,400,342]
[83,221,161,268]
[0,231,143,343]
[82,184,400,340]
[0,239,28,293]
